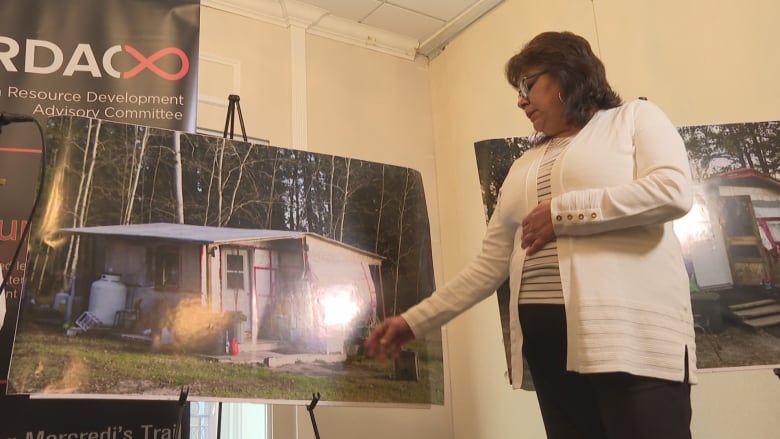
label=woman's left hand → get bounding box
[521,199,556,256]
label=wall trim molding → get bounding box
[197,53,242,109]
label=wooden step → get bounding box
[732,304,780,318]
[743,313,780,328]
[728,299,776,311]
[727,298,780,329]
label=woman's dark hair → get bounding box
[506,31,622,128]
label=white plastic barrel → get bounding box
[53,290,70,313]
[87,274,127,326]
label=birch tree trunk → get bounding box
[64,119,101,281]
[123,128,149,224]
[338,158,351,241]
[374,165,385,254]
[173,131,184,223]
[392,169,410,315]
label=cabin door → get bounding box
[720,195,769,286]
[685,200,733,290]
[221,247,251,341]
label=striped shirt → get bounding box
[518,137,572,305]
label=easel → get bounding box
[174,386,189,439]
[223,94,248,142]
[220,98,325,438]
[306,392,322,439]
[219,95,247,438]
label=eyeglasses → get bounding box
[517,70,548,99]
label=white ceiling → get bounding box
[203,0,504,59]
[296,0,500,43]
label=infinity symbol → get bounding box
[123,45,190,81]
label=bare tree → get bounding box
[122,128,149,224]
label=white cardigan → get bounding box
[403,99,697,388]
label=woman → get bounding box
[366,31,696,438]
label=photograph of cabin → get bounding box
[59,223,383,358]
[676,168,780,332]
[7,116,441,403]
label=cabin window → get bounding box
[722,196,757,237]
[148,246,180,289]
[226,254,245,290]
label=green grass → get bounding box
[8,322,444,405]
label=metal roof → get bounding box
[60,223,305,244]
[60,223,383,260]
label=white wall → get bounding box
[199,1,780,438]
[198,10,292,145]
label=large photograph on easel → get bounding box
[675,121,780,370]
[474,121,780,373]
[8,116,443,406]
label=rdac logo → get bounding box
[0,37,190,81]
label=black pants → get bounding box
[519,304,692,439]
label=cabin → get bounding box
[678,168,780,289]
[60,223,384,355]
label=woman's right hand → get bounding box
[364,316,415,360]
